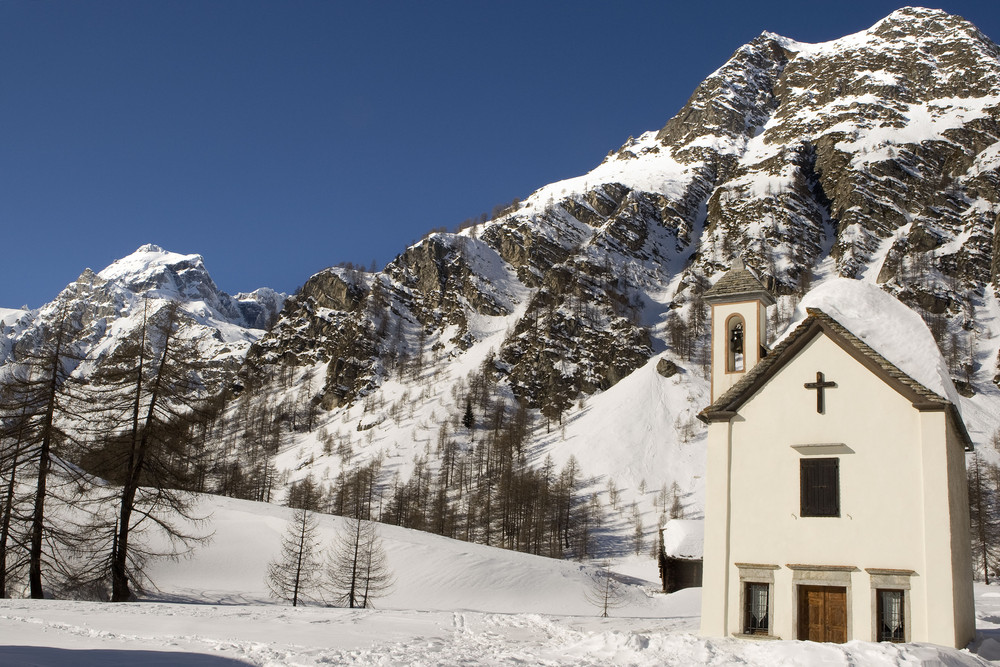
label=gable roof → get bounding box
[698,307,973,449]
[703,257,776,307]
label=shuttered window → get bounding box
[800,458,839,517]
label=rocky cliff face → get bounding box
[9,9,999,469]
[248,8,1000,421]
[686,8,1000,297]
[5,9,999,533]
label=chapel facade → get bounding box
[697,260,976,648]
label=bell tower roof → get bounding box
[703,257,776,306]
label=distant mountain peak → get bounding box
[98,244,206,285]
[870,6,990,43]
[93,246,219,313]
[877,5,966,27]
[885,5,950,19]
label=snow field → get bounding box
[3,601,995,666]
[3,493,1000,666]
[139,494,668,615]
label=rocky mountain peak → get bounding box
[248,7,999,431]
[655,31,793,156]
[6,9,998,534]
[92,244,285,330]
[872,7,989,44]
[2,244,287,399]
[97,245,216,299]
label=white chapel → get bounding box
[697,259,975,647]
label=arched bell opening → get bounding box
[726,314,745,373]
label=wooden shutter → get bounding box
[800,458,839,517]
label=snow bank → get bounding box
[661,519,704,560]
[535,354,708,517]
[1,590,996,666]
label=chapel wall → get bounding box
[728,335,924,566]
[721,334,936,641]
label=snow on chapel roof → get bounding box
[700,279,971,447]
[790,279,962,408]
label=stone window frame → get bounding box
[866,568,913,643]
[734,563,779,639]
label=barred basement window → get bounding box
[877,589,905,643]
[744,582,770,635]
[800,458,839,517]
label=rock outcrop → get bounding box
[246,7,1000,414]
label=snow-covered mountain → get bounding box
[96,244,285,331]
[0,243,285,391]
[239,6,1000,521]
[4,8,1000,556]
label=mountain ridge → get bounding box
[3,7,999,560]
[0,243,286,394]
[244,4,1000,507]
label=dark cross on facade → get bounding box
[804,371,837,414]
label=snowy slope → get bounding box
[243,7,1000,545]
[534,354,709,514]
[1,492,998,666]
[137,494,665,614]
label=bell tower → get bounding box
[703,257,776,403]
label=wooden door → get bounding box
[798,586,847,643]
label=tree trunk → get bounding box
[0,421,24,598]
[29,323,66,599]
[112,314,170,602]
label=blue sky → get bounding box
[2,1,998,308]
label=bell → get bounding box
[729,326,744,354]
